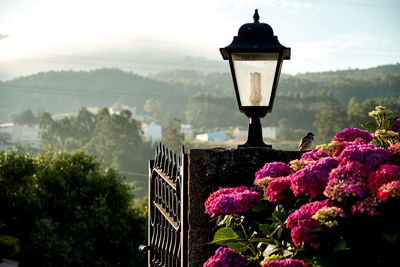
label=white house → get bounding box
[195,132,229,142]
[0,122,41,148]
[142,122,162,143]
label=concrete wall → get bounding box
[186,148,303,266]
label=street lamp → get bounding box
[220,9,290,148]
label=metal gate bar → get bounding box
[141,144,187,267]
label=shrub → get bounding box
[204,107,400,266]
[0,150,146,266]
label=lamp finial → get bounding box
[253,9,260,23]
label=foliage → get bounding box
[361,106,399,148]
[186,92,245,128]
[144,98,162,123]
[11,109,39,124]
[0,149,146,266]
[39,107,154,195]
[204,107,400,266]
[314,95,400,143]
[161,118,184,153]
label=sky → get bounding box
[0,0,399,79]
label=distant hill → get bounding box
[152,64,400,106]
[0,68,188,120]
[293,63,400,82]
[1,64,399,121]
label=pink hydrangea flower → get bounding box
[204,186,262,217]
[300,149,327,161]
[337,144,394,171]
[333,128,374,142]
[324,178,365,202]
[254,162,292,185]
[289,157,339,198]
[262,259,308,267]
[351,196,381,216]
[367,164,400,194]
[265,177,292,202]
[287,200,329,248]
[203,247,248,267]
[324,161,368,201]
[377,180,400,201]
[331,138,370,157]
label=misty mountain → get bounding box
[0,64,399,122]
[0,68,189,120]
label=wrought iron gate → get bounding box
[140,144,187,267]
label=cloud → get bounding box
[0,34,9,40]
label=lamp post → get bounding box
[220,9,290,148]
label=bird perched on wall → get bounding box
[298,132,314,151]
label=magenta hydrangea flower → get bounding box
[337,144,394,171]
[265,177,292,202]
[351,196,381,216]
[287,200,329,248]
[324,178,365,202]
[300,149,327,161]
[367,164,400,194]
[377,180,400,201]
[331,138,370,157]
[289,157,339,198]
[390,117,400,134]
[204,186,262,217]
[203,247,248,267]
[324,161,368,201]
[262,259,308,267]
[333,128,374,142]
[254,162,292,185]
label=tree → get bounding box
[144,98,161,123]
[313,106,348,143]
[12,109,39,124]
[0,150,146,266]
[162,118,184,153]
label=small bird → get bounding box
[298,132,314,151]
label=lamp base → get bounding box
[238,117,272,148]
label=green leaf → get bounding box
[371,138,381,146]
[250,203,269,213]
[382,231,399,244]
[257,223,273,236]
[361,121,378,133]
[209,227,240,244]
[228,241,250,253]
[333,239,349,252]
[382,116,399,130]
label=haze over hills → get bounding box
[0,63,399,122]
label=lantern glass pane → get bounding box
[232,53,279,107]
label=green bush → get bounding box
[0,150,146,266]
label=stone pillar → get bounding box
[186,148,303,267]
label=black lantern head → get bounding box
[220,9,290,118]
